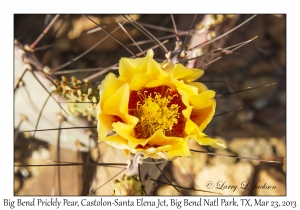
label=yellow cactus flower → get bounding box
[97,49,226,159]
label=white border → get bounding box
[3,1,298,209]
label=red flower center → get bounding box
[128,85,186,139]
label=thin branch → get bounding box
[30,15,60,49]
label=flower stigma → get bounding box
[129,86,186,139]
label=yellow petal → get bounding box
[185,119,199,136]
[131,60,169,90]
[99,73,125,108]
[146,129,183,146]
[190,90,215,109]
[195,137,227,149]
[190,102,215,131]
[112,122,145,148]
[160,62,175,72]
[192,82,209,93]
[102,83,129,122]
[185,119,206,138]
[175,81,199,100]
[135,145,172,159]
[171,63,204,82]
[119,49,154,83]
[145,75,175,88]
[167,140,191,158]
[100,135,130,150]
[98,113,116,138]
[130,60,162,89]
